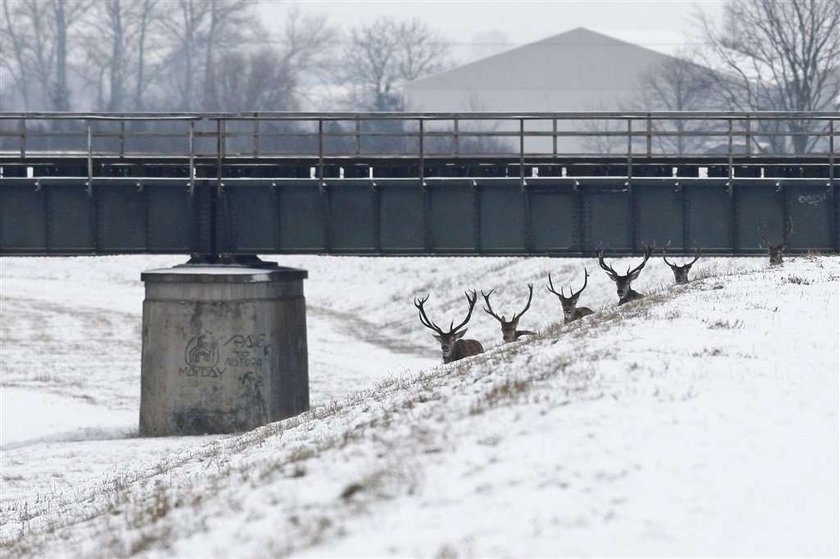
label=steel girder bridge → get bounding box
[0,111,837,257]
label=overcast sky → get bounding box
[257,0,726,64]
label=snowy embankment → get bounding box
[0,254,838,557]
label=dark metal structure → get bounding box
[0,111,837,257]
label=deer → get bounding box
[546,269,595,323]
[415,290,484,364]
[480,284,536,343]
[663,246,701,285]
[759,219,793,266]
[597,244,653,306]
[759,231,785,266]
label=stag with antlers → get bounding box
[597,244,653,305]
[759,230,785,266]
[415,291,484,363]
[480,284,536,343]
[547,269,595,323]
[663,246,701,285]
[758,219,794,266]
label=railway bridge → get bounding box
[1,111,837,257]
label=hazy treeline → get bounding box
[0,0,449,113]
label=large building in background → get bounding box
[405,27,680,113]
[405,27,699,155]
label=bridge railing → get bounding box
[0,112,837,182]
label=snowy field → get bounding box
[0,253,837,557]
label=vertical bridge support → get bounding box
[139,263,309,436]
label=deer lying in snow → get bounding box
[759,220,793,266]
[480,284,536,343]
[546,269,594,323]
[415,290,484,363]
[663,247,700,285]
[597,244,653,306]
[760,232,786,266]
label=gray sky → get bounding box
[257,0,725,64]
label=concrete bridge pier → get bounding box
[139,262,309,437]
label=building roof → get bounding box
[407,27,676,93]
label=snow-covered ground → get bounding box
[0,253,837,557]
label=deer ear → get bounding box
[433,334,442,342]
[628,269,642,281]
[454,330,467,339]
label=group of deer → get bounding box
[414,244,705,364]
[416,228,792,363]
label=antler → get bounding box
[597,248,619,279]
[512,284,534,321]
[449,290,478,334]
[780,217,794,249]
[480,289,505,323]
[759,226,771,248]
[414,294,444,336]
[759,222,789,250]
[662,240,677,269]
[687,247,701,266]
[626,244,653,277]
[546,272,564,298]
[664,245,700,269]
[548,270,589,300]
[571,269,589,299]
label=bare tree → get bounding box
[215,49,296,112]
[79,0,163,111]
[200,0,251,111]
[0,0,91,111]
[279,9,335,109]
[628,53,721,154]
[157,0,244,111]
[697,0,840,153]
[0,0,27,108]
[341,17,449,111]
[210,8,333,112]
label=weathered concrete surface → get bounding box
[139,265,309,436]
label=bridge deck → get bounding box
[1,112,837,256]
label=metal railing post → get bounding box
[188,120,195,196]
[19,117,26,158]
[354,116,361,156]
[86,119,93,195]
[216,118,225,188]
[418,118,425,181]
[519,118,525,187]
[727,118,734,181]
[829,118,835,184]
[626,117,633,179]
[318,118,324,185]
[745,114,751,156]
[646,113,652,157]
[453,117,459,156]
[552,117,557,158]
[253,115,260,158]
[119,119,126,158]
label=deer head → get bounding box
[597,244,653,305]
[480,284,535,343]
[415,291,484,363]
[759,220,793,266]
[547,269,595,323]
[663,247,700,285]
[760,232,786,266]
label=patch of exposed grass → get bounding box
[705,318,745,330]
[784,274,812,285]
